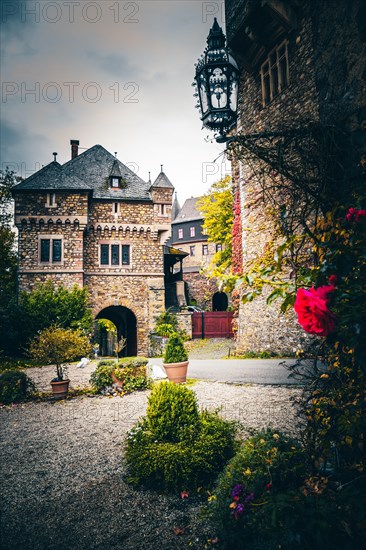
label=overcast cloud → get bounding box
[1,0,231,201]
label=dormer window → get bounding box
[111,177,120,188]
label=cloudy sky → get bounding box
[1,0,231,202]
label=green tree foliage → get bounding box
[29,326,92,380]
[0,169,21,356]
[19,281,93,343]
[197,176,233,276]
[0,168,21,225]
[1,281,93,357]
[0,226,17,305]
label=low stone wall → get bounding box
[176,312,192,339]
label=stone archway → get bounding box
[212,291,228,312]
[96,305,137,357]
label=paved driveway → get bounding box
[149,358,320,385]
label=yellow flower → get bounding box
[320,374,329,379]
[273,433,280,440]
[244,468,252,476]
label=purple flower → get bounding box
[232,503,245,520]
[244,492,255,504]
[231,484,244,498]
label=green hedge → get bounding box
[125,383,237,491]
[0,369,36,404]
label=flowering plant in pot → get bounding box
[162,332,189,384]
[29,325,92,399]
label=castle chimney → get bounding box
[70,139,79,159]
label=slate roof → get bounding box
[12,161,91,191]
[12,144,151,201]
[171,192,181,220]
[109,158,123,178]
[172,197,203,223]
[151,171,174,189]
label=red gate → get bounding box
[192,311,234,339]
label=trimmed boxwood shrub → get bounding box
[90,363,115,391]
[0,369,35,404]
[163,332,188,364]
[125,382,238,491]
[146,382,200,442]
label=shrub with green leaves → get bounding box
[163,332,188,364]
[155,323,175,338]
[97,359,117,367]
[155,309,178,332]
[90,363,115,391]
[208,429,306,548]
[114,358,150,393]
[90,357,150,393]
[146,382,200,442]
[0,369,36,404]
[116,357,148,368]
[125,383,237,491]
[29,325,92,381]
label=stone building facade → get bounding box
[224,0,366,354]
[12,141,177,356]
[170,197,229,311]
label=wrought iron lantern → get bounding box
[194,18,239,139]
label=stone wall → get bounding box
[86,274,165,356]
[176,312,192,339]
[225,0,365,354]
[184,272,220,311]
[15,191,89,217]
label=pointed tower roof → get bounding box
[171,192,181,220]
[151,166,174,189]
[109,156,123,178]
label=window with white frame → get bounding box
[178,228,183,239]
[39,236,62,263]
[190,226,195,237]
[45,192,56,207]
[202,244,208,255]
[216,243,222,252]
[190,245,195,256]
[260,40,289,106]
[100,244,130,266]
[159,204,168,216]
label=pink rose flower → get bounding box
[294,285,336,337]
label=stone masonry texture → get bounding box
[225,0,366,354]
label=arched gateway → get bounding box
[96,306,137,357]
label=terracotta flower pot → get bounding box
[163,361,189,384]
[50,379,70,399]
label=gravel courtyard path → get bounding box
[0,362,302,550]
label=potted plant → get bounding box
[29,325,92,399]
[162,332,189,384]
